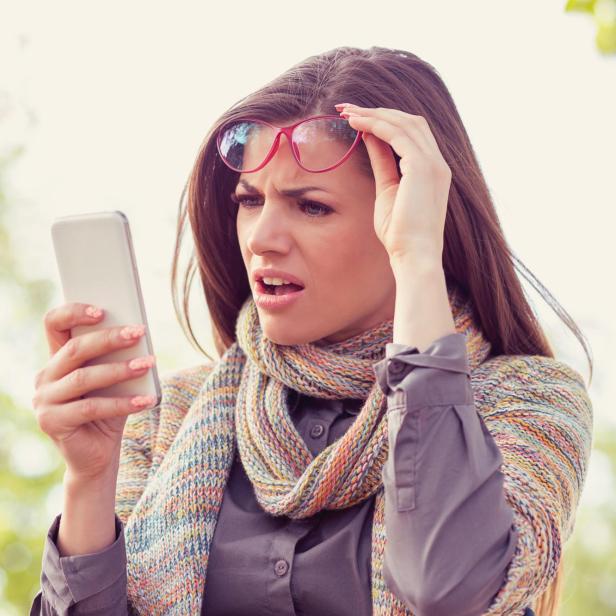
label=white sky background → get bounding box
[1,0,614,482]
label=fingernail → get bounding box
[121,324,146,340]
[131,395,156,408]
[129,355,156,370]
[86,306,103,318]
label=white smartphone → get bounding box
[51,210,161,406]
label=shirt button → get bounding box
[389,361,406,375]
[309,423,325,438]
[274,559,289,576]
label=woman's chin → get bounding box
[263,330,308,346]
[261,322,319,346]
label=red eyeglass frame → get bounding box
[216,114,365,174]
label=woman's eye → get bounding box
[231,194,260,207]
[299,200,332,217]
[230,193,332,217]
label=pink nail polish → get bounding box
[121,324,146,340]
[86,305,103,318]
[129,355,156,371]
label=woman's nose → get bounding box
[245,202,293,254]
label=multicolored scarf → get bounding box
[118,284,591,615]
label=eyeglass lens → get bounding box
[218,118,359,172]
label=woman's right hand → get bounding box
[32,302,157,482]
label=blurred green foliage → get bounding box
[0,147,65,614]
[566,0,616,53]
[561,424,616,615]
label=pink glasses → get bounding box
[216,114,364,174]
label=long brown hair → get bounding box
[170,46,593,614]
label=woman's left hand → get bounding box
[336,103,452,265]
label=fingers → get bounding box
[381,108,440,151]
[41,354,155,406]
[342,104,438,154]
[359,131,401,195]
[43,321,146,385]
[36,302,152,415]
[43,302,105,357]
[348,112,419,196]
[349,112,451,182]
[36,393,156,436]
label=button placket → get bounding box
[267,527,297,612]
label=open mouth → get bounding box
[256,280,305,296]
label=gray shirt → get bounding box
[30,332,519,615]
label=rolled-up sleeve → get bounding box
[30,512,129,615]
[373,332,518,616]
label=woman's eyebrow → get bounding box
[236,179,333,198]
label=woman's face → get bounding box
[236,135,396,346]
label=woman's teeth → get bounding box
[258,278,304,295]
[262,277,292,285]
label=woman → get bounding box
[30,46,593,615]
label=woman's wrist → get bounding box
[389,247,442,275]
[389,257,456,351]
[58,469,119,557]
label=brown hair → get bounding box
[170,45,593,614]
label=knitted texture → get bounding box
[116,286,593,615]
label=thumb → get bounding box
[361,133,400,194]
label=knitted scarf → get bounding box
[121,284,545,615]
